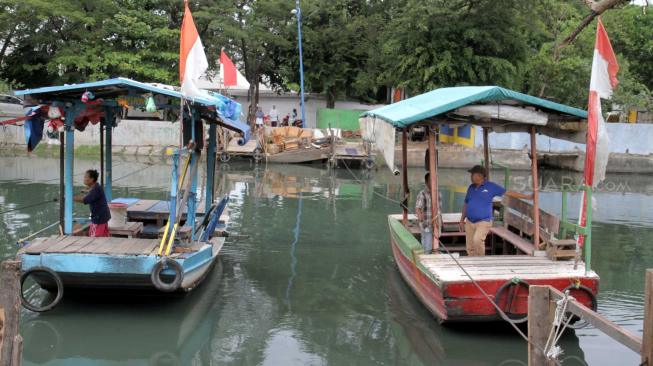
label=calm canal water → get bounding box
[1,154,652,365]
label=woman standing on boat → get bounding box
[74,169,111,237]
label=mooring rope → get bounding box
[340,159,556,362]
[0,198,58,215]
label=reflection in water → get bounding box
[1,156,652,365]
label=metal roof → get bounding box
[15,77,250,140]
[361,86,587,128]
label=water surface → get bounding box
[1,155,651,365]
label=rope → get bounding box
[0,198,58,215]
[17,220,60,243]
[339,158,554,361]
[543,291,574,361]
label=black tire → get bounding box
[219,152,231,163]
[253,148,263,162]
[150,258,184,292]
[494,279,530,324]
[363,159,375,170]
[20,266,64,312]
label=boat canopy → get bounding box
[359,86,588,172]
[15,77,250,142]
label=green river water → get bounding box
[1,155,652,365]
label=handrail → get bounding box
[560,184,593,272]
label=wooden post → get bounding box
[205,123,217,212]
[0,261,22,366]
[64,107,75,234]
[483,127,490,180]
[401,128,409,226]
[528,285,555,366]
[104,108,113,202]
[530,127,540,249]
[643,269,653,365]
[427,127,440,244]
[100,121,104,188]
[59,131,65,232]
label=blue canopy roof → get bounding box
[361,86,587,128]
[15,77,250,141]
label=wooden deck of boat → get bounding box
[24,235,204,257]
[122,199,207,221]
[418,255,597,282]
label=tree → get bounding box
[198,0,294,125]
[375,0,536,96]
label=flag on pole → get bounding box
[578,18,619,247]
[220,50,237,87]
[179,0,208,99]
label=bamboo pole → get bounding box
[59,131,65,232]
[100,121,104,188]
[402,128,409,226]
[483,127,490,180]
[530,127,540,249]
[643,269,653,364]
[427,127,440,245]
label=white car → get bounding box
[0,94,23,118]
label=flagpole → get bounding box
[293,0,306,127]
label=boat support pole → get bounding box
[401,128,409,226]
[64,106,75,235]
[104,108,113,201]
[530,127,540,249]
[483,127,490,180]
[59,131,65,232]
[187,110,200,240]
[206,123,217,213]
[427,126,440,245]
[100,119,104,188]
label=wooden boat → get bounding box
[361,86,599,323]
[14,77,251,311]
[265,146,328,164]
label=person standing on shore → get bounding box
[269,105,279,127]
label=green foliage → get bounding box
[0,0,651,112]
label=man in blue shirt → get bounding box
[459,165,532,256]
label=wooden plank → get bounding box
[40,236,82,253]
[490,226,535,254]
[126,199,158,214]
[528,285,555,366]
[503,196,560,235]
[106,238,139,255]
[504,210,534,236]
[78,237,122,254]
[24,236,65,254]
[58,236,96,253]
[0,261,21,366]
[549,287,642,353]
[642,269,653,365]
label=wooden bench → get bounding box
[490,196,572,257]
[109,222,143,238]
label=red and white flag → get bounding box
[220,50,237,87]
[579,18,619,246]
[179,0,208,99]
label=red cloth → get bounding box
[88,223,110,237]
[220,50,237,86]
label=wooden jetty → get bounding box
[527,269,653,365]
[361,86,598,323]
[14,77,250,311]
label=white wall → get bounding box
[475,123,653,155]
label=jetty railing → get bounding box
[0,260,22,366]
[528,269,653,366]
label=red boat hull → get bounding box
[390,233,599,323]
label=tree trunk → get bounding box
[326,86,337,109]
[0,28,16,66]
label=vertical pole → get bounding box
[561,189,568,239]
[59,132,65,232]
[427,127,439,244]
[585,186,592,273]
[188,152,199,240]
[64,107,75,235]
[642,269,653,365]
[100,121,104,188]
[528,286,555,366]
[206,123,217,212]
[483,127,490,180]
[104,109,113,201]
[296,0,306,127]
[402,128,409,226]
[530,127,540,249]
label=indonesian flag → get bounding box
[220,50,237,87]
[578,18,619,248]
[179,0,208,99]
